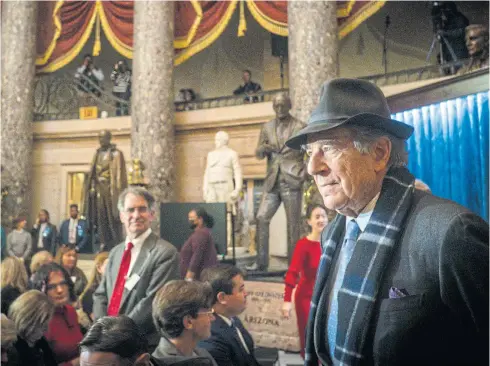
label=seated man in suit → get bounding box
[199,265,260,366]
[58,204,89,253]
[79,315,153,366]
[93,186,180,351]
[31,209,57,256]
[151,280,217,365]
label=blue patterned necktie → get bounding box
[327,219,361,361]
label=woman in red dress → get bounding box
[282,204,329,358]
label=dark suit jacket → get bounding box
[31,223,57,255]
[256,115,306,193]
[6,336,57,366]
[330,190,489,365]
[152,336,217,366]
[198,315,260,366]
[93,232,179,348]
[58,218,89,252]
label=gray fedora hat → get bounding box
[285,78,414,150]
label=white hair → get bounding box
[344,125,408,168]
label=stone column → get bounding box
[288,1,339,124]
[1,1,38,227]
[131,2,175,211]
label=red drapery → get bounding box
[35,0,385,73]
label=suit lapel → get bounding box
[109,244,125,297]
[215,316,251,358]
[119,233,157,309]
[235,318,254,353]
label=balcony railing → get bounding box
[33,58,480,122]
[359,58,474,86]
[33,73,131,121]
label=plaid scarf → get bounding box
[304,166,415,366]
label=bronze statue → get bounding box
[83,130,127,251]
[247,93,306,271]
[128,159,148,187]
[466,24,489,70]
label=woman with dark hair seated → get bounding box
[55,245,88,298]
[30,262,83,366]
[181,208,218,281]
[151,280,217,365]
[6,290,57,366]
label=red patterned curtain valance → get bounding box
[36,0,385,73]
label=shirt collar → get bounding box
[125,228,152,249]
[217,314,233,327]
[346,192,380,232]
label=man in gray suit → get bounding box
[93,186,179,350]
[247,93,306,271]
[286,78,488,365]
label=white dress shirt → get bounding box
[124,228,152,277]
[217,314,250,354]
[38,223,47,248]
[345,193,380,233]
[69,218,78,244]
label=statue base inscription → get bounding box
[239,281,300,352]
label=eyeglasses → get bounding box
[46,281,68,291]
[124,206,149,214]
[197,309,215,317]
[301,140,348,157]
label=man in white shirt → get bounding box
[93,186,180,351]
[58,204,89,253]
[199,265,261,366]
[31,209,57,256]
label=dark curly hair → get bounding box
[29,262,76,303]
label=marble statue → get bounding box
[203,131,243,250]
[203,131,243,212]
[466,24,489,70]
[83,130,127,251]
[247,93,306,271]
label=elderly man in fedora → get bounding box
[285,78,489,366]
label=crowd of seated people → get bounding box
[0,188,278,366]
[0,264,266,365]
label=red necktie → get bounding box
[107,242,133,316]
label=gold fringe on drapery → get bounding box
[238,0,247,37]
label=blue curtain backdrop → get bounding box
[392,91,489,221]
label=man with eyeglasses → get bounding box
[94,186,180,353]
[151,280,218,365]
[285,78,488,366]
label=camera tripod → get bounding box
[425,30,459,71]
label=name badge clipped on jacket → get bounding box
[124,274,140,291]
[43,227,51,237]
[77,225,84,237]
